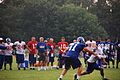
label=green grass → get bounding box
[0,57,120,80]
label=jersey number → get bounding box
[69,43,77,51]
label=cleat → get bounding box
[33,68,35,70]
[10,68,12,70]
[24,68,26,70]
[102,78,109,80]
[58,78,62,80]
[18,67,20,70]
[74,73,77,80]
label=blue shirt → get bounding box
[0,45,7,50]
[0,44,7,55]
[66,42,85,58]
[36,42,47,53]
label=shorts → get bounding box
[16,54,24,63]
[4,55,13,64]
[29,54,36,64]
[38,53,46,61]
[48,53,54,62]
[0,55,4,69]
[58,54,64,61]
[86,62,101,73]
[64,57,82,70]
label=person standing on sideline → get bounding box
[115,38,120,68]
[47,38,56,68]
[4,38,13,70]
[57,37,68,69]
[14,39,26,70]
[36,37,48,71]
[0,38,7,71]
[27,37,38,70]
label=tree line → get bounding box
[0,0,119,42]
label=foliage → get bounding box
[1,0,117,42]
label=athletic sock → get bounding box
[60,75,63,79]
[77,74,80,80]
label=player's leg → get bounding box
[95,63,108,80]
[72,58,83,80]
[43,54,47,70]
[4,56,7,70]
[0,55,4,70]
[38,54,43,70]
[116,54,120,68]
[99,68,108,80]
[107,53,110,68]
[16,54,20,70]
[59,56,63,68]
[75,66,83,80]
[9,63,12,70]
[45,55,49,70]
[9,56,13,70]
[58,57,71,80]
[4,63,6,70]
[29,54,33,70]
[22,55,26,70]
[57,54,61,69]
[58,69,68,80]
[112,52,115,68]
[79,62,95,80]
[7,56,13,70]
[116,52,119,68]
[51,62,53,66]
[111,57,115,68]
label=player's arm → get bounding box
[83,47,97,56]
[0,45,7,50]
[26,45,32,52]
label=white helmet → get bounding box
[0,38,3,41]
[6,38,11,43]
[77,37,85,44]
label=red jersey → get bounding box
[27,41,38,54]
[47,42,56,54]
[58,41,68,54]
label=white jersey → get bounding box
[14,41,26,54]
[4,43,13,56]
[87,47,106,63]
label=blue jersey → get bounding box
[97,41,105,49]
[36,42,47,53]
[104,42,114,51]
[0,45,7,50]
[66,42,85,58]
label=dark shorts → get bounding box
[0,55,4,69]
[117,52,120,62]
[38,53,46,61]
[86,62,101,73]
[29,54,36,64]
[16,54,24,63]
[64,57,82,70]
[58,54,64,61]
[4,55,13,64]
[48,54,54,62]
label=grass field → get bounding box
[0,57,120,80]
